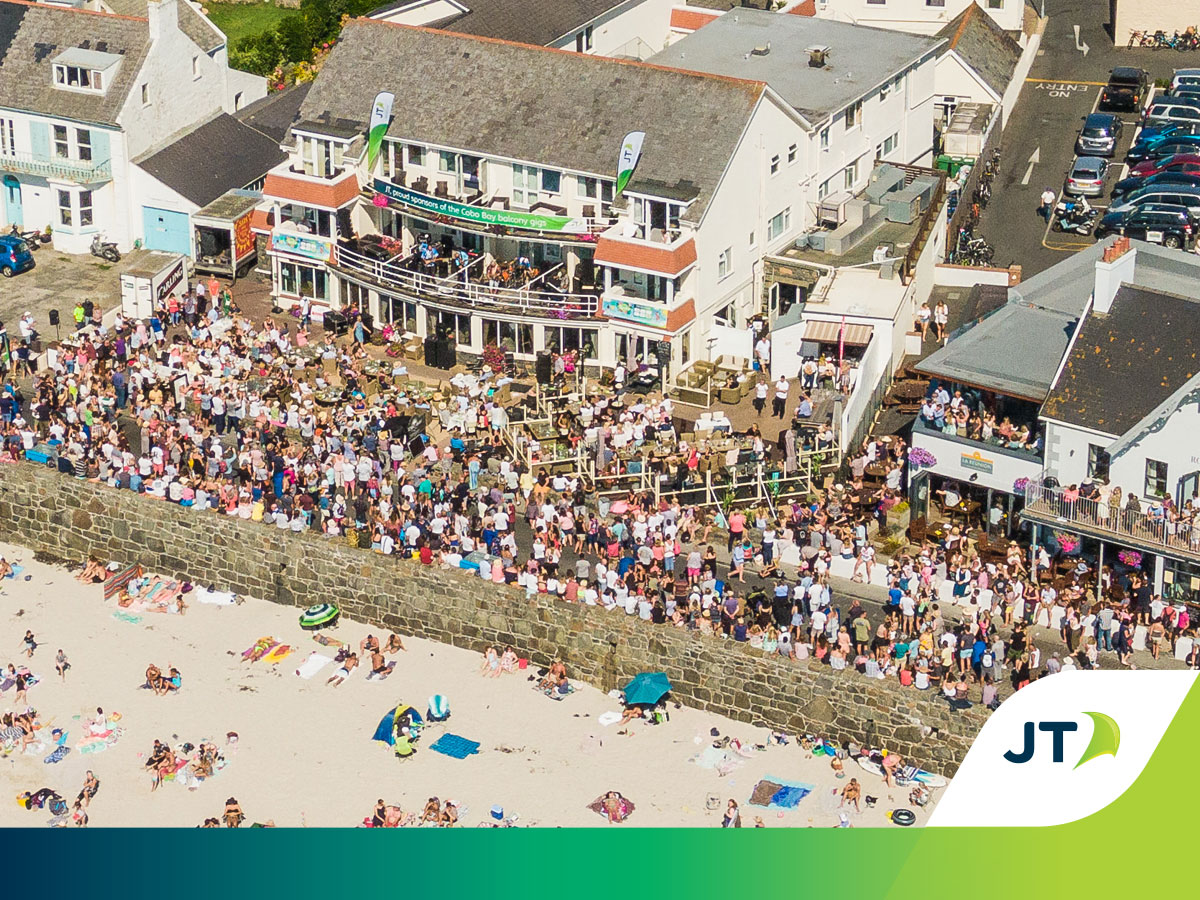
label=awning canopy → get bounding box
[803,320,873,346]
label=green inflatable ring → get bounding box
[299,602,340,630]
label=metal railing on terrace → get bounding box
[1023,479,1200,563]
[334,243,603,320]
[0,151,111,183]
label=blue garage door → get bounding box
[142,206,191,255]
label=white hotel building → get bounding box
[258,12,942,371]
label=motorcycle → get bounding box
[1052,199,1098,235]
[9,225,45,249]
[90,233,120,263]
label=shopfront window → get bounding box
[483,319,534,355]
[279,262,328,301]
[546,325,597,359]
[387,296,418,333]
[428,309,470,347]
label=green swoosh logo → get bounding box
[1075,711,1121,768]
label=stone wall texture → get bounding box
[0,463,987,774]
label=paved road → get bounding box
[979,0,1188,276]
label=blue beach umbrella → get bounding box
[623,672,672,706]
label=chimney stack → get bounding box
[1093,237,1135,315]
[147,0,179,42]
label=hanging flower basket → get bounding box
[372,194,389,208]
[908,448,937,469]
[1117,549,1143,568]
[1013,477,1030,494]
[1053,530,1079,554]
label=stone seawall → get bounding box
[0,463,987,774]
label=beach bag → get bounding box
[345,528,359,548]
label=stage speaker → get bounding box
[424,336,438,366]
[48,309,59,326]
[535,351,553,385]
[436,339,455,369]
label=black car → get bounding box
[1093,203,1196,249]
[1099,67,1149,111]
[1111,171,1200,204]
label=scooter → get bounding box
[9,225,45,248]
[90,233,120,263]
[1052,198,1098,235]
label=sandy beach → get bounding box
[0,541,943,828]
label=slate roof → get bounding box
[0,0,149,126]
[1042,285,1200,436]
[235,82,309,144]
[297,19,765,219]
[135,112,285,206]
[370,0,630,47]
[935,3,1021,99]
[649,9,943,123]
[103,0,223,52]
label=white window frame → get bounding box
[749,230,756,250]
[512,163,537,207]
[141,83,149,106]
[818,178,833,201]
[79,189,93,228]
[192,55,200,79]
[53,124,69,159]
[768,208,790,241]
[844,162,858,190]
[819,127,830,150]
[845,100,862,130]
[787,144,797,164]
[717,247,733,280]
[53,64,104,93]
[770,154,780,175]
[57,189,72,227]
[76,128,91,162]
[540,168,562,195]
[0,117,14,157]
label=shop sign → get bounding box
[961,451,994,474]
[234,213,255,259]
[602,295,669,328]
[271,231,334,262]
[373,178,589,233]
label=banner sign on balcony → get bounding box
[373,178,589,233]
[271,231,334,262]
[367,92,394,172]
[602,295,669,329]
[960,451,994,474]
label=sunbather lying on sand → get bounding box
[326,653,358,686]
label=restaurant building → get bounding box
[258,13,942,373]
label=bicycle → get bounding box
[1128,29,1146,48]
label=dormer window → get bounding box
[54,64,102,91]
[52,48,121,95]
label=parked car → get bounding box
[1110,183,1200,217]
[1126,136,1200,165]
[1171,68,1200,94]
[1064,156,1109,197]
[1129,152,1200,177]
[1111,171,1200,204]
[0,234,34,278]
[1099,67,1149,111]
[1075,113,1123,157]
[1093,203,1196,249]
[1143,97,1200,129]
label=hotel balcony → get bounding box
[1022,479,1200,565]
[910,418,1043,496]
[332,238,604,321]
[368,173,617,244]
[0,151,111,183]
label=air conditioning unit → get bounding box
[818,191,852,226]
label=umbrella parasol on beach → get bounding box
[623,672,671,706]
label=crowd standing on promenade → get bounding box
[0,291,1191,719]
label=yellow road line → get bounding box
[1025,78,1107,86]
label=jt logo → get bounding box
[1003,712,1120,768]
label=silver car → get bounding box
[1064,156,1108,197]
[1076,113,1123,157]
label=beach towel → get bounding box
[103,563,143,601]
[242,638,278,662]
[546,683,576,701]
[111,610,142,624]
[597,711,622,727]
[749,780,784,807]
[263,644,293,664]
[429,734,480,759]
[750,776,814,809]
[43,746,70,765]
[294,652,333,680]
[195,588,237,606]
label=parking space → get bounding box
[0,247,170,338]
[979,0,1187,274]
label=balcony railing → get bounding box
[0,151,111,182]
[333,243,603,320]
[912,417,1043,464]
[1023,479,1200,563]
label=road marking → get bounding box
[1025,78,1107,86]
[1021,147,1041,186]
[1074,25,1090,56]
